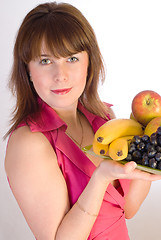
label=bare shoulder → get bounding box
[5,126,56,173]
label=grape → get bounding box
[149,158,157,168]
[147,148,157,158]
[155,152,161,161]
[125,153,132,161]
[141,154,149,166]
[128,143,136,153]
[157,126,161,135]
[132,150,142,162]
[157,161,161,170]
[141,135,150,143]
[137,142,145,151]
[144,142,151,151]
[156,146,161,152]
[146,144,155,152]
[157,135,161,146]
[150,133,158,146]
[131,135,141,144]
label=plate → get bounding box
[82,145,161,175]
[120,160,161,175]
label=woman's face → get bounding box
[28,46,89,111]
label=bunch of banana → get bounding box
[93,118,144,160]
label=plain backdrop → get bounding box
[1,0,161,239]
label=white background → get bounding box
[1,0,161,239]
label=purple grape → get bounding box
[131,136,141,144]
[141,154,149,166]
[157,135,161,146]
[155,152,161,161]
[141,135,150,142]
[149,158,157,168]
[150,133,158,146]
[137,142,145,151]
[157,126,161,135]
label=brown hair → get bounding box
[5,2,110,138]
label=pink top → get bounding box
[9,99,131,239]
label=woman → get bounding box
[4,2,161,239]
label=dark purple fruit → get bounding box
[132,150,142,162]
[149,158,157,168]
[157,126,161,135]
[141,154,149,166]
[156,146,161,152]
[150,133,158,146]
[131,136,141,145]
[147,148,157,158]
[137,142,145,151]
[125,154,132,161]
[155,152,161,161]
[129,143,136,153]
[157,161,161,170]
[157,135,161,146]
[141,135,150,143]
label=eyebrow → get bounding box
[40,54,52,57]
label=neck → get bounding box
[65,111,84,149]
[54,102,79,127]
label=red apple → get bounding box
[132,90,161,126]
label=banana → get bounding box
[144,117,161,136]
[92,137,109,156]
[108,135,134,161]
[95,118,144,145]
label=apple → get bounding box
[132,90,161,126]
[144,117,161,136]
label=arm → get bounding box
[5,126,110,240]
[124,179,151,219]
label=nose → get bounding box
[53,62,68,82]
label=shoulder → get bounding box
[5,125,57,176]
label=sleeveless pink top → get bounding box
[10,100,131,239]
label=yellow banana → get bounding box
[92,137,109,156]
[144,117,161,136]
[95,118,144,145]
[108,135,134,161]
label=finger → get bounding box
[128,168,161,181]
[123,161,137,174]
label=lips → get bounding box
[52,88,72,95]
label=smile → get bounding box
[52,88,72,95]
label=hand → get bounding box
[97,159,161,183]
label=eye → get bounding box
[67,56,79,63]
[40,58,52,65]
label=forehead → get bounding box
[31,34,85,60]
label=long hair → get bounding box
[5,2,110,138]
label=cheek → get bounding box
[31,74,46,93]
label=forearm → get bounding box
[124,179,152,219]
[56,167,110,240]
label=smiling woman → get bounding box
[4,2,161,240]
